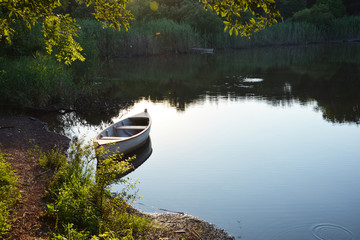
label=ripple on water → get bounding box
[311,223,354,240]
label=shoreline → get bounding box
[0,115,234,239]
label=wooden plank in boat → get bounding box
[99,137,128,140]
[114,126,147,130]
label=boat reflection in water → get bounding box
[120,137,153,175]
[95,137,152,177]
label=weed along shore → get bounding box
[0,115,234,240]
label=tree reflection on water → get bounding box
[36,43,360,131]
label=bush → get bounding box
[0,22,44,56]
[0,55,74,107]
[0,150,20,236]
[276,0,307,19]
[316,0,346,18]
[34,141,154,239]
[292,4,335,26]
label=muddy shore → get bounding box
[0,115,234,240]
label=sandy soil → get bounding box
[0,115,234,240]
[0,116,70,239]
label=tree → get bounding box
[291,0,347,26]
[342,0,360,15]
[0,0,281,64]
[316,0,346,18]
[0,0,133,65]
[199,0,281,36]
[276,0,307,19]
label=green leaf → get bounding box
[229,27,234,36]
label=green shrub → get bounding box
[29,145,67,171]
[316,0,347,18]
[0,22,44,56]
[35,141,154,238]
[52,223,89,240]
[0,150,20,236]
[292,4,335,26]
[0,55,74,107]
[276,0,307,19]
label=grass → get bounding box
[0,149,20,237]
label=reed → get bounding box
[74,15,360,58]
[77,19,203,58]
[0,55,74,107]
[223,16,360,49]
[330,16,360,39]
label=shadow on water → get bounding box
[122,137,153,175]
[95,137,152,178]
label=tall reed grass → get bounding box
[76,15,360,58]
[227,16,360,49]
[77,19,203,58]
[0,55,74,107]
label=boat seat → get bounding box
[114,125,147,130]
[98,137,128,140]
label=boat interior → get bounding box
[98,117,149,139]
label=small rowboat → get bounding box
[94,109,151,158]
[191,48,215,54]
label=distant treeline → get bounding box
[1,0,360,59]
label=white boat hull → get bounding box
[93,110,151,158]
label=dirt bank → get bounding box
[0,116,70,239]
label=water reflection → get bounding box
[73,43,360,125]
[124,137,152,174]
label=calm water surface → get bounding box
[48,44,360,239]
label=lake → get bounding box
[45,43,360,239]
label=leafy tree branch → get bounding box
[200,0,282,36]
[0,0,134,64]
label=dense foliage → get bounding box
[29,142,154,239]
[0,55,74,107]
[0,0,133,64]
